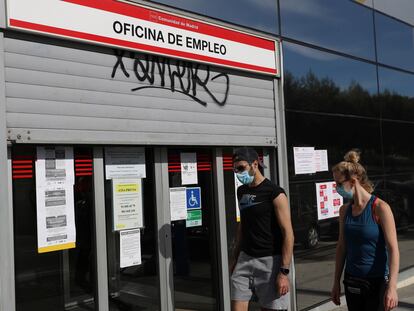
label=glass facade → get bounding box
[375,12,414,72]
[280,0,376,60]
[282,2,414,308]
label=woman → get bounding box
[331,150,399,311]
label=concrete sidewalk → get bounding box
[308,268,414,311]
[331,282,414,311]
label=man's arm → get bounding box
[273,193,294,268]
[273,193,294,296]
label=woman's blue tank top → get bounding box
[344,195,389,277]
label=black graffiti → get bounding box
[111,50,230,106]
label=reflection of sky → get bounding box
[375,12,414,72]
[379,67,414,98]
[280,0,375,61]
[150,0,278,34]
[374,0,414,26]
[283,42,378,94]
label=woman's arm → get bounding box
[377,199,399,311]
[331,203,348,305]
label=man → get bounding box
[230,147,294,311]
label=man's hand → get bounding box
[331,281,341,306]
[384,285,398,311]
[276,273,290,296]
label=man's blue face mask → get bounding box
[236,170,254,185]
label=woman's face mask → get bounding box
[336,184,354,199]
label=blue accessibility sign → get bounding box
[186,187,201,210]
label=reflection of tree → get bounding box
[375,90,414,121]
[284,70,414,121]
[284,71,375,115]
[284,70,414,178]
[284,71,414,233]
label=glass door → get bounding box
[168,148,220,311]
[104,147,160,310]
[12,145,97,311]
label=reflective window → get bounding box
[149,0,279,34]
[378,67,414,122]
[168,148,220,310]
[374,0,414,26]
[381,121,414,272]
[283,42,379,117]
[280,0,375,60]
[376,12,414,72]
[13,145,97,311]
[382,121,414,175]
[105,147,160,310]
[285,112,383,310]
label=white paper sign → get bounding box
[315,181,343,221]
[180,152,198,185]
[294,147,316,175]
[112,179,143,231]
[36,146,74,186]
[120,229,142,268]
[314,150,329,172]
[105,147,146,180]
[169,187,188,221]
[36,184,76,253]
[234,174,242,222]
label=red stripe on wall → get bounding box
[12,157,34,180]
[74,151,93,177]
[168,152,212,172]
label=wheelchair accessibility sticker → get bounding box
[186,187,201,210]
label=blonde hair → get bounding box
[332,149,374,193]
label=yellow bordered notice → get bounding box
[38,242,76,253]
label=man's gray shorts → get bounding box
[231,251,289,310]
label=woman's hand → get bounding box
[384,285,398,311]
[331,281,341,306]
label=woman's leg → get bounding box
[344,284,365,311]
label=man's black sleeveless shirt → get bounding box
[237,178,286,258]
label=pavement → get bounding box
[331,282,414,310]
[295,227,414,311]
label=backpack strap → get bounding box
[371,196,380,224]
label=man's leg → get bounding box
[231,300,249,311]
